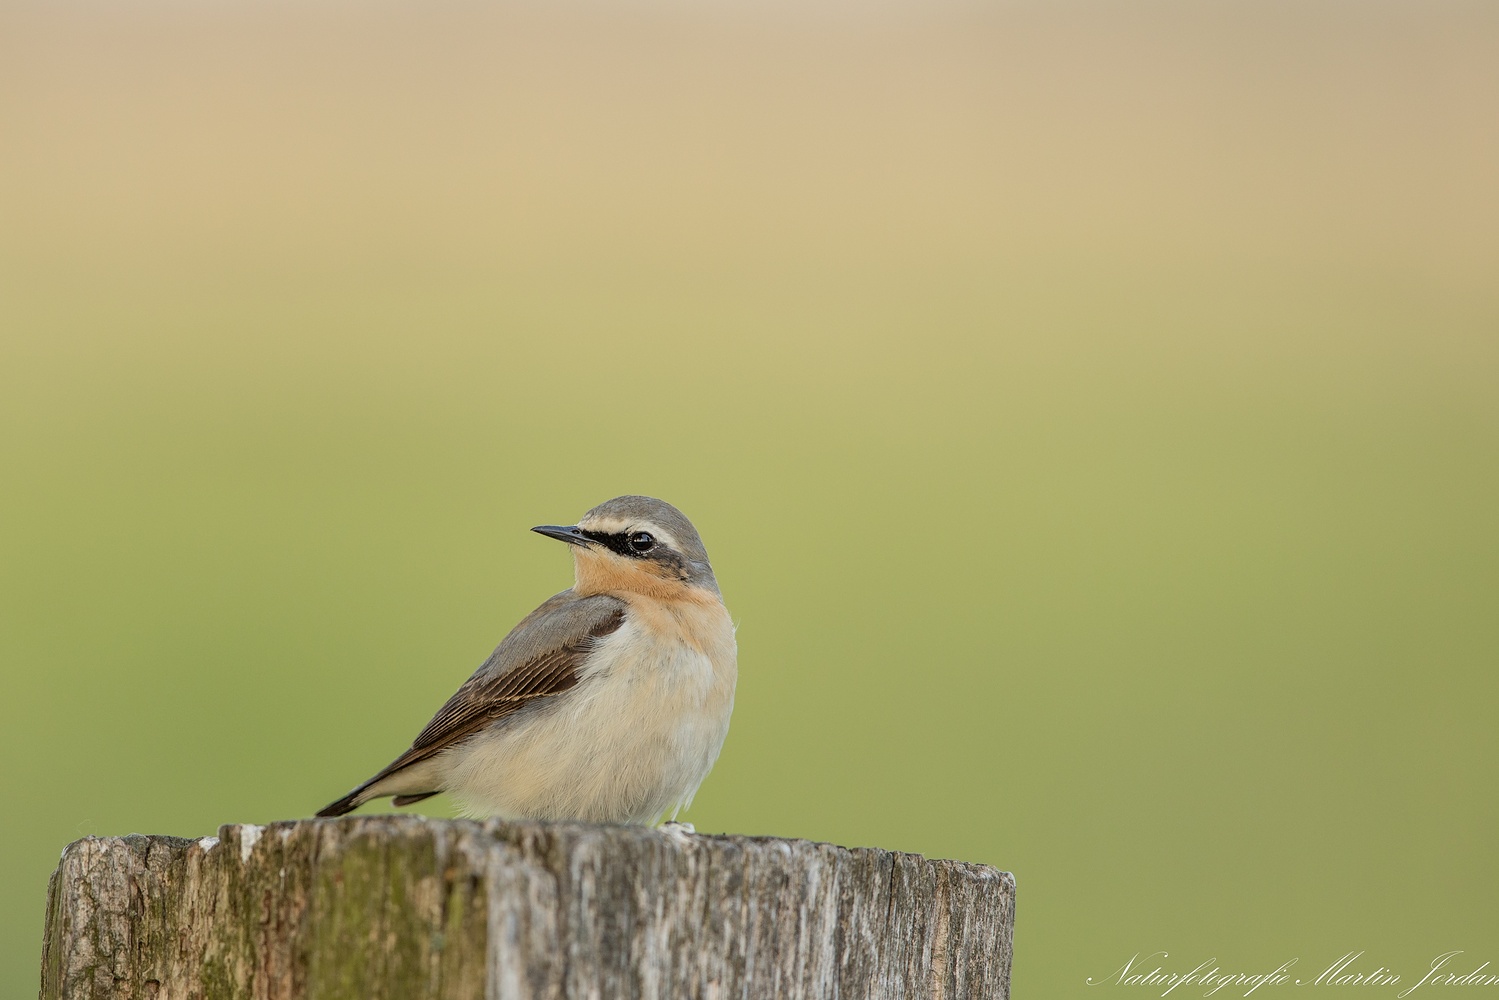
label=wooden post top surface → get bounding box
[41,816,1014,1000]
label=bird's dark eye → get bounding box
[629,532,655,553]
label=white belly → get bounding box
[439,615,736,824]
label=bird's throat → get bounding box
[573,549,693,601]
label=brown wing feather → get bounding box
[317,591,626,816]
[386,600,624,775]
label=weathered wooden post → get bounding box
[40,816,1014,999]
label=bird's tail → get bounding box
[317,785,439,817]
[392,792,439,808]
[316,788,366,817]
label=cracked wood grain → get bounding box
[39,817,1014,999]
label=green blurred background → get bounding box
[3,0,1496,994]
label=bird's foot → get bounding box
[659,821,696,845]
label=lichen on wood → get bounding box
[40,816,1014,999]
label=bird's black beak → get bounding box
[532,524,594,547]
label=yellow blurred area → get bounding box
[2,2,1496,994]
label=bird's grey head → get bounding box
[532,496,719,595]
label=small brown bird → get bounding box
[318,496,736,825]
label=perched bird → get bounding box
[317,496,736,825]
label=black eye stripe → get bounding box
[579,529,658,558]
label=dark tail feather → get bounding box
[316,790,365,817]
[392,792,439,808]
[318,786,439,816]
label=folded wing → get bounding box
[316,590,627,817]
